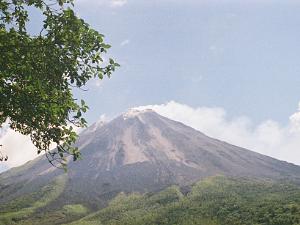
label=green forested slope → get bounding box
[0,174,68,225]
[68,176,300,225]
[1,176,300,225]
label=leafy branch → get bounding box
[0,0,119,169]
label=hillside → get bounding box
[66,176,300,225]
[1,109,300,224]
[2,176,300,225]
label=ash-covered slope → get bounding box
[1,109,300,209]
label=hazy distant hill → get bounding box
[1,109,300,224]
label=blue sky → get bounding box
[72,0,300,125]
[1,0,300,172]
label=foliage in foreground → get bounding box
[0,0,119,166]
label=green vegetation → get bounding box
[14,203,90,225]
[63,204,89,215]
[68,176,300,225]
[0,0,118,166]
[1,176,300,225]
[0,174,67,225]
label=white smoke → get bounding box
[136,101,300,165]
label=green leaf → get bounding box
[0,0,118,169]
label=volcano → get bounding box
[1,109,300,211]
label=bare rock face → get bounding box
[1,109,300,208]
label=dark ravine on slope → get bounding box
[1,109,300,221]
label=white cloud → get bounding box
[88,77,105,89]
[120,39,130,47]
[209,45,217,51]
[95,80,102,87]
[0,129,38,170]
[0,123,83,172]
[76,0,128,8]
[2,100,300,172]
[190,75,203,83]
[110,0,127,7]
[136,101,300,166]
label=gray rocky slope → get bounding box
[1,109,300,209]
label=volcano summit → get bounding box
[1,109,300,224]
